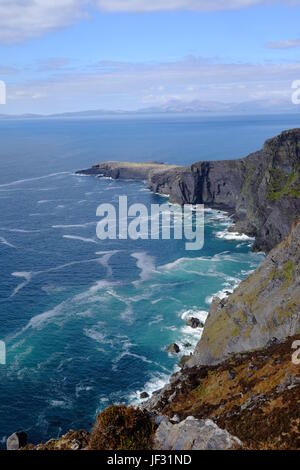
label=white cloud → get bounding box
[96,0,272,13]
[97,0,300,13]
[267,38,300,49]
[0,0,299,43]
[0,0,88,43]
[5,57,300,114]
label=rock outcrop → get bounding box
[189,217,300,366]
[143,334,300,450]
[7,431,27,450]
[78,129,300,252]
[77,161,180,181]
[154,416,242,450]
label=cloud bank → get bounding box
[267,38,300,49]
[96,0,280,13]
[0,0,299,43]
[0,0,87,43]
[5,57,300,114]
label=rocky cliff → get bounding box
[25,128,299,451]
[78,128,300,252]
[143,334,300,450]
[189,217,300,366]
[77,161,181,181]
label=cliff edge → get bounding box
[78,128,300,252]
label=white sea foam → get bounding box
[53,222,96,229]
[0,236,16,248]
[180,309,208,324]
[215,229,254,241]
[112,339,153,372]
[0,171,70,188]
[130,371,171,404]
[10,272,32,297]
[26,302,66,330]
[0,227,43,234]
[205,276,241,305]
[95,250,119,276]
[49,399,72,409]
[63,235,97,244]
[149,315,163,326]
[131,252,156,284]
[84,323,113,346]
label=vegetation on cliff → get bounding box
[147,335,300,450]
[88,405,154,451]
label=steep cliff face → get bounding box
[77,161,180,181]
[144,334,300,450]
[189,218,300,367]
[149,128,300,252]
[78,129,300,253]
[235,129,300,251]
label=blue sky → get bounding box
[0,0,300,114]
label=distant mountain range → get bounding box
[1,98,299,119]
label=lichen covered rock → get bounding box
[154,416,242,450]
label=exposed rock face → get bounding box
[148,166,199,203]
[164,129,300,252]
[168,343,180,354]
[189,217,300,367]
[7,431,27,450]
[24,430,90,451]
[234,129,300,252]
[77,129,300,252]
[144,335,300,450]
[154,416,242,450]
[186,317,204,329]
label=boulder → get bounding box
[140,392,149,399]
[7,431,27,450]
[154,416,242,450]
[167,343,180,354]
[178,355,191,369]
[186,317,204,329]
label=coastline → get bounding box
[75,169,263,406]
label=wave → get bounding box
[9,257,111,299]
[130,371,171,404]
[148,314,163,326]
[95,250,119,277]
[0,236,16,248]
[205,277,241,305]
[112,339,153,372]
[10,272,33,297]
[180,308,208,323]
[63,235,97,244]
[215,229,254,241]
[53,222,96,229]
[0,171,70,188]
[131,252,156,284]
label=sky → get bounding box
[0,0,300,114]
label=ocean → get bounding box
[0,114,299,446]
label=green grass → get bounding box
[268,166,300,201]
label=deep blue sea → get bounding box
[0,114,299,446]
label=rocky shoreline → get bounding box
[7,129,300,450]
